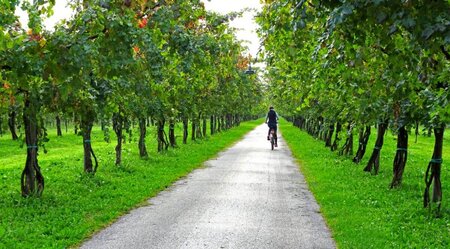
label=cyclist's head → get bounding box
[269,106,274,110]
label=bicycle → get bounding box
[269,128,277,150]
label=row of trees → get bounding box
[257,0,449,212]
[0,0,263,197]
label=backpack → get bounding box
[268,110,277,123]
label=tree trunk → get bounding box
[415,121,419,143]
[364,120,388,174]
[157,119,169,152]
[65,118,68,133]
[21,94,44,197]
[196,114,202,139]
[210,115,214,135]
[214,115,218,133]
[138,118,148,158]
[81,111,97,173]
[225,114,229,129]
[221,116,225,130]
[331,122,341,151]
[293,117,300,128]
[202,117,207,137]
[318,122,324,140]
[169,118,177,147]
[217,116,221,132]
[191,118,196,141]
[353,126,371,163]
[390,126,408,188]
[314,119,321,138]
[182,117,188,144]
[339,123,353,156]
[56,114,62,136]
[113,112,124,166]
[8,110,19,140]
[424,123,444,212]
[325,124,334,147]
[74,113,79,135]
[307,119,314,135]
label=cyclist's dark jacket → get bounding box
[266,110,278,127]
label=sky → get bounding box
[202,0,263,57]
[16,0,263,57]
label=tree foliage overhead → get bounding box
[257,0,449,212]
[1,0,263,197]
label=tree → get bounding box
[1,0,263,197]
[258,0,450,211]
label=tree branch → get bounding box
[65,27,108,50]
[141,1,163,17]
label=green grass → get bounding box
[0,119,262,248]
[280,118,450,248]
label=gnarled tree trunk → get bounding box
[182,117,188,144]
[113,112,124,165]
[390,126,408,188]
[8,110,18,140]
[415,121,419,143]
[74,113,79,135]
[191,118,196,141]
[196,114,202,139]
[81,110,97,173]
[339,123,353,156]
[21,94,44,197]
[217,116,221,132]
[210,115,215,135]
[157,119,169,152]
[331,122,341,151]
[202,117,207,137]
[221,116,225,131]
[424,123,444,212]
[353,126,371,163]
[169,118,177,147]
[56,114,62,136]
[325,124,334,147]
[138,118,148,158]
[364,120,388,174]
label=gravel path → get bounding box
[81,124,336,249]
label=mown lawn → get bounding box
[280,118,450,248]
[0,119,262,248]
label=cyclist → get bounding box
[265,106,279,146]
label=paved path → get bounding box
[81,124,335,249]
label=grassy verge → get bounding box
[0,119,262,248]
[280,118,450,249]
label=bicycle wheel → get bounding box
[271,136,274,150]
